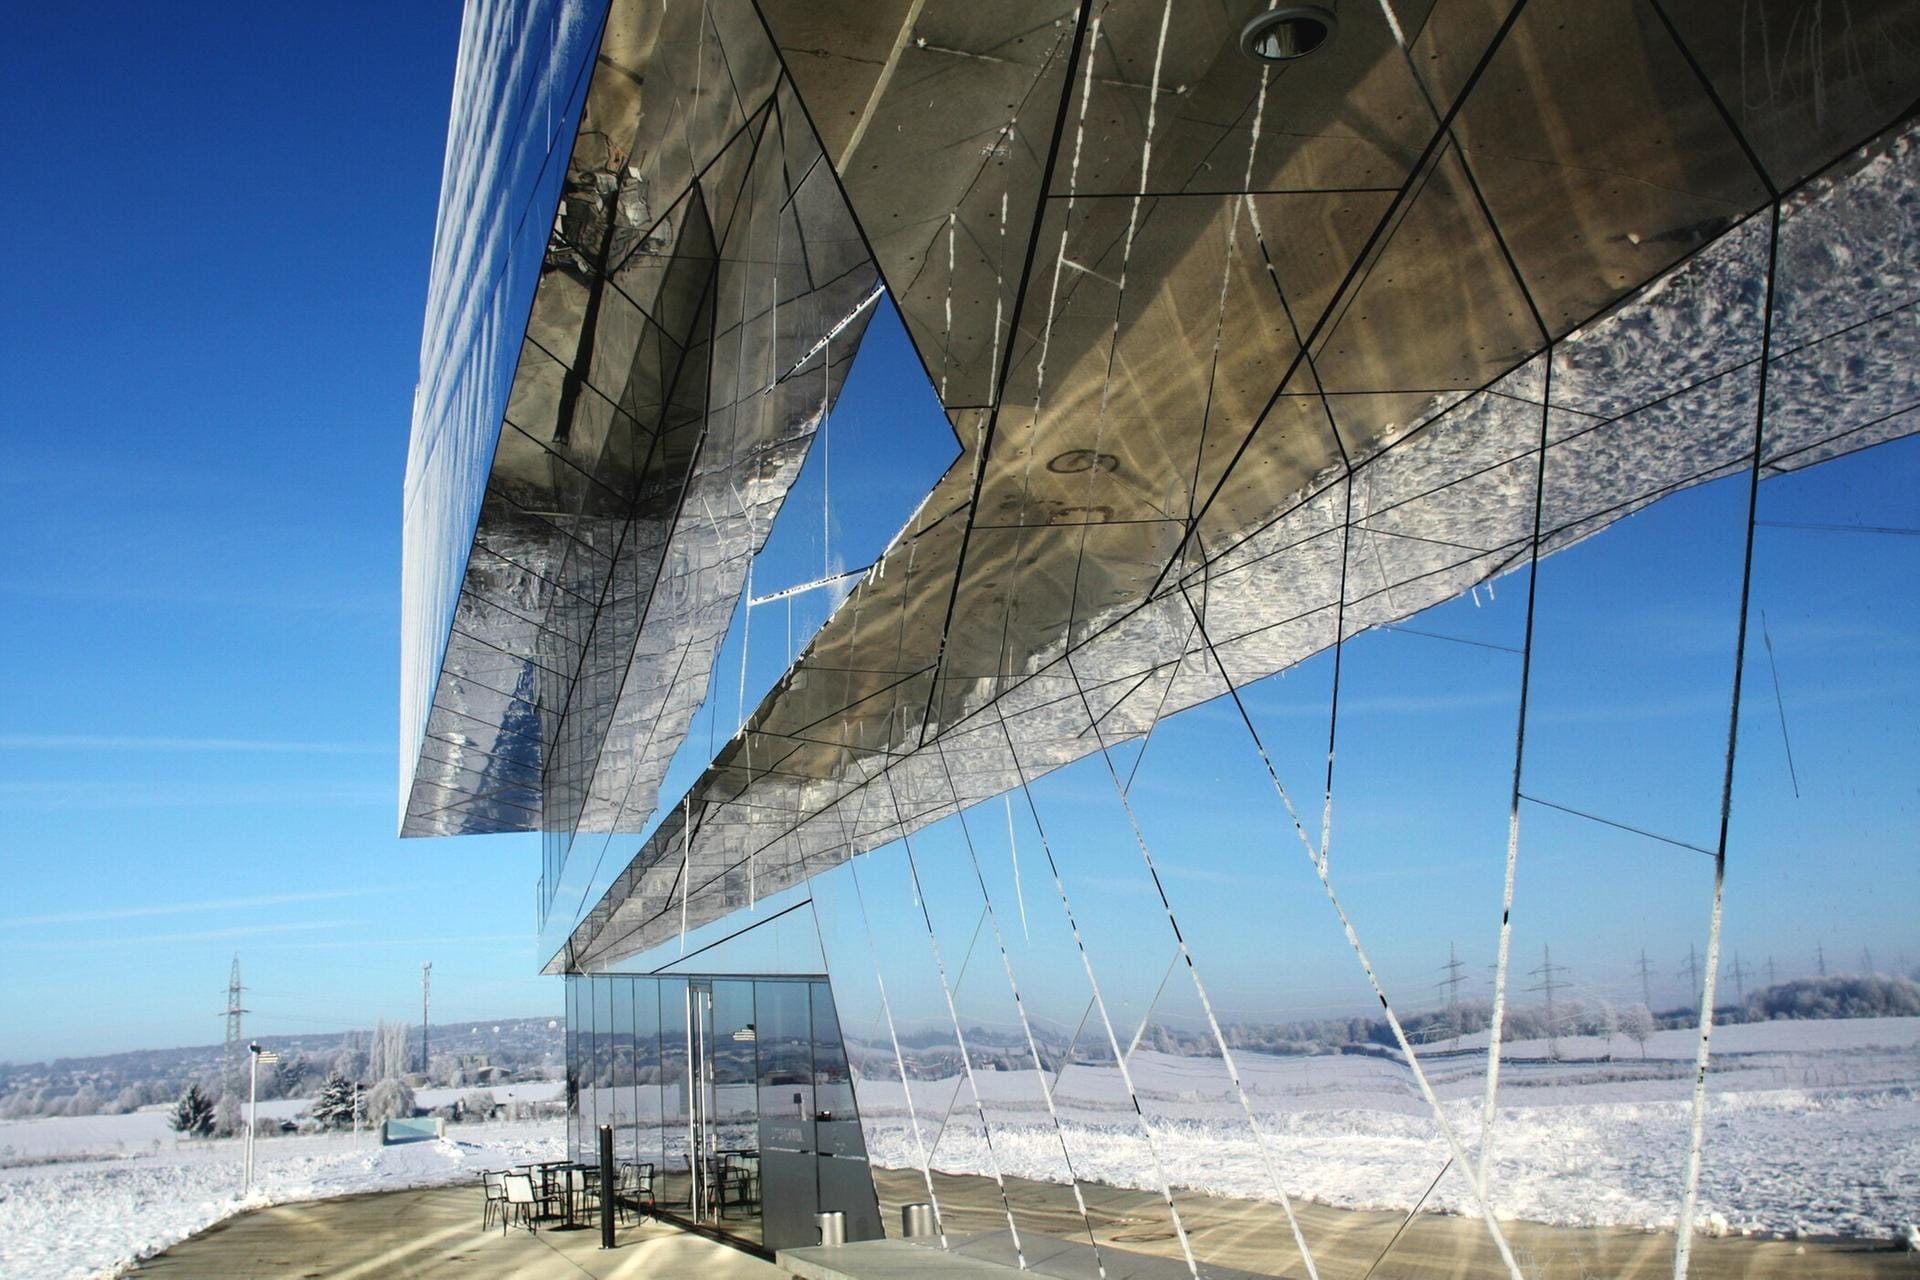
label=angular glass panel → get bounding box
[1658,0,1920,191]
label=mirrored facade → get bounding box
[408,0,1920,1274]
[566,972,882,1250]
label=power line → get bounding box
[221,956,248,1109]
[1438,943,1468,1047]
[1526,946,1567,1060]
[1677,943,1701,1006]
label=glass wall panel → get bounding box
[634,978,663,1175]
[756,978,814,1122]
[566,977,584,1159]
[658,976,691,1211]
[609,975,636,1164]
[1714,412,1920,1244]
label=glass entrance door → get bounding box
[686,979,764,1238]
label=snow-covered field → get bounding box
[3,1021,1912,1277]
[854,1017,1920,1242]
[0,1081,562,1165]
[0,1113,563,1280]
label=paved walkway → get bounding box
[871,1169,1920,1280]
[125,1184,781,1279]
[120,1172,1917,1279]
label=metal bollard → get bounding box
[816,1209,847,1246]
[901,1202,937,1238]
[598,1124,616,1249]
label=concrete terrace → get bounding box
[124,1184,780,1280]
[121,1172,1919,1280]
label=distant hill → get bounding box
[0,1016,563,1120]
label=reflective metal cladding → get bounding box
[401,0,883,858]
[400,0,1920,970]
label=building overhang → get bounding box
[395,0,1920,970]
[401,0,883,841]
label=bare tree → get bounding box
[1622,1003,1656,1059]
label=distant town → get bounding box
[0,1015,562,1127]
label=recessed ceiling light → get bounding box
[1047,449,1120,475]
[1239,6,1337,63]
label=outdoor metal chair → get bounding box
[714,1152,759,1219]
[480,1169,508,1231]
[616,1160,654,1224]
[502,1172,549,1234]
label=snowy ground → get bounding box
[0,1081,561,1165]
[0,1115,563,1280]
[854,1017,1920,1242]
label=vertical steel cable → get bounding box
[1674,201,1780,1280]
[931,737,1111,1276]
[1173,584,1525,1280]
[876,767,1030,1267]
[989,701,1203,1277]
[1060,654,1324,1280]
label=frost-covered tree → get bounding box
[459,1090,497,1121]
[214,1088,243,1138]
[310,1073,362,1130]
[1621,1003,1656,1059]
[1598,1000,1620,1052]
[369,1020,413,1083]
[267,1052,309,1100]
[1744,974,1920,1021]
[363,1077,416,1127]
[169,1084,216,1137]
[332,1032,368,1083]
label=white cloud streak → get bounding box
[0,780,390,810]
[1,888,400,928]
[0,734,386,755]
[2,921,356,950]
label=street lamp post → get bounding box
[244,1042,279,1196]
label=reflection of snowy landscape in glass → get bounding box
[0,1089,563,1280]
[850,1019,1920,1241]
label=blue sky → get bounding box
[0,5,536,1061]
[3,5,1914,1065]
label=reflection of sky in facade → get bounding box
[402,1,1920,1262]
[597,379,1917,1033]
[559,229,1918,1029]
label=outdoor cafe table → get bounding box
[516,1160,581,1226]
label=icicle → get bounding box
[771,284,884,389]
[989,190,1007,407]
[1005,794,1029,940]
[941,212,956,402]
[678,796,692,953]
[822,332,832,580]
